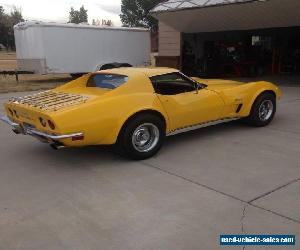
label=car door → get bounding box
[151,73,224,131]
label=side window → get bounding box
[150,73,196,95]
[87,74,128,89]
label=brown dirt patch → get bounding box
[0,74,72,93]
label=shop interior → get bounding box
[182,27,300,78]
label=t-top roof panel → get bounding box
[152,0,258,13]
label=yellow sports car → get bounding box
[1,67,281,159]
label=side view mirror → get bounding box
[195,83,201,94]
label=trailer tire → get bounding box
[70,73,84,78]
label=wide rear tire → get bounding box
[116,114,165,160]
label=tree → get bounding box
[0,6,4,16]
[103,20,113,27]
[10,6,23,25]
[69,5,88,24]
[0,6,7,47]
[92,19,113,27]
[120,0,164,31]
[6,7,24,48]
[0,5,24,49]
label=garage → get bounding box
[151,0,300,77]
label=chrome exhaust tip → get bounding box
[50,142,65,150]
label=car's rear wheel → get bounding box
[244,92,276,127]
[117,113,165,160]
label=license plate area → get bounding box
[23,123,52,143]
[22,122,36,134]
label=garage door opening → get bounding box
[181,27,300,78]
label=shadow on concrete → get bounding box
[23,121,249,167]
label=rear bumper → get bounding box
[0,115,21,131]
[0,116,83,143]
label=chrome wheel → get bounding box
[259,100,274,121]
[132,123,160,153]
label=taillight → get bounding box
[39,117,47,127]
[8,108,14,116]
[48,120,55,130]
[72,135,84,141]
[13,110,19,118]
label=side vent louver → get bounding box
[236,104,243,113]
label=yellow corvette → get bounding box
[1,67,281,159]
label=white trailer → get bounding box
[14,21,150,75]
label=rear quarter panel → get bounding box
[52,93,168,146]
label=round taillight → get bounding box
[8,108,14,116]
[13,110,19,118]
[48,120,55,130]
[39,117,47,127]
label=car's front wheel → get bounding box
[117,113,165,160]
[244,92,276,127]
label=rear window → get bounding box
[87,74,128,89]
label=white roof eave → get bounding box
[151,0,300,33]
[151,0,260,14]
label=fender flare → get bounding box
[241,88,277,117]
[114,109,168,143]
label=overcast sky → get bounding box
[0,0,122,26]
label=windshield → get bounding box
[87,74,128,89]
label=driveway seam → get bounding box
[280,98,300,104]
[250,203,300,224]
[141,161,300,225]
[248,178,300,203]
[267,127,300,135]
[141,161,246,202]
[241,205,247,250]
[241,204,248,234]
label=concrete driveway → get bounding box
[0,86,299,250]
